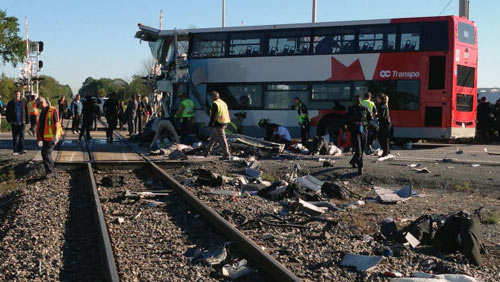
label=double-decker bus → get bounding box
[136,15,477,140]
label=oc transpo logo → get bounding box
[379,70,391,78]
[379,70,420,79]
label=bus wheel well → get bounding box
[317,114,344,137]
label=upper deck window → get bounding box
[458,22,475,45]
[358,26,397,51]
[457,65,475,88]
[268,30,311,55]
[229,33,263,56]
[192,33,226,58]
[400,23,420,51]
[313,27,356,54]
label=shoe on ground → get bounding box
[21,150,27,154]
[358,167,364,175]
[12,152,19,156]
[72,130,76,134]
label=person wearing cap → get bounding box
[35,97,62,177]
[226,111,246,135]
[204,91,231,159]
[174,92,196,139]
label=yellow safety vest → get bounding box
[40,107,62,141]
[361,99,375,114]
[28,101,39,116]
[297,102,310,125]
[181,99,195,118]
[212,99,230,124]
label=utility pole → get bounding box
[24,17,31,97]
[459,0,470,19]
[222,0,225,28]
[159,9,163,29]
[312,0,317,23]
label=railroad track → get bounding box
[49,120,301,281]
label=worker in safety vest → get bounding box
[360,92,378,152]
[293,97,310,146]
[225,111,246,135]
[174,92,196,140]
[204,91,231,159]
[27,95,39,136]
[35,97,62,177]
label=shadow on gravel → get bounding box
[59,169,104,282]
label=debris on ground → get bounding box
[101,175,125,187]
[222,259,253,280]
[340,253,383,272]
[391,272,481,282]
[374,185,415,204]
[321,181,351,200]
[196,169,224,187]
[297,175,324,193]
[413,167,432,174]
[470,164,481,168]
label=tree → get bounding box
[0,74,19,102]
[0,10,25,67]
[38,75,73,105]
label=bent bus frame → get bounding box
[136,15,477,141]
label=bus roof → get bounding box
[136,15,472,41]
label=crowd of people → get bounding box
[4,88,500,178]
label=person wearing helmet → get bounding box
[226,111,246,135]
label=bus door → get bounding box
[424,54,450,133]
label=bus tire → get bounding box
[317,115,343,137]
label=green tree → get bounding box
[0,74,19,102]
[38,75,73,105]
[0,10,25,67]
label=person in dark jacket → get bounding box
[6,90,29,155]
[345,95,372,174]
[493,98,500,140]
[79,96,95,141]
[104,92,120,143]
[477,97,493,144]
[126,95,138,136]
[293,97,310,145]
[135,94,144,134]
[118,100,125,131]
[376,93,391,157]
[57,96,68,126]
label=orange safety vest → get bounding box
[28,101,39,116]
[37,107,62,142]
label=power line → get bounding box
[439,0,454,15]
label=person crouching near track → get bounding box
[35,97,62,178]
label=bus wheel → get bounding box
[317,115,343,137]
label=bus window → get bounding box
[456,94,473,112]
[191,33,226,58]
[457,65,475,88]
[458,22,475,45]
[229,33,263,56]
[354,80,419,110]
[312,83,351,100]
[400,33,420,51]
[400,23,420,51]
[268,30,311,55]
[313,27,355,54]
[359,33,383,51]
[428,56,446,90]
[208,84,263,109]
[264,84,308,109]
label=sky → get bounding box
[1,0,499,93]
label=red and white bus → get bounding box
[136,15,477,140]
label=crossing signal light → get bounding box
[38,60,43,69]
[38,41,44,53]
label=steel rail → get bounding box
[147,161,301,282]
[82,162,120,282]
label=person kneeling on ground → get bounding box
[35,97,62,177]
[270,124,291,146]
[150,118,180,150]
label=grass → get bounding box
[485,211,499,225]
[455,180,471,193]
[0,118,11,133]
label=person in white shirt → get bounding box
[270,124,291,145]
